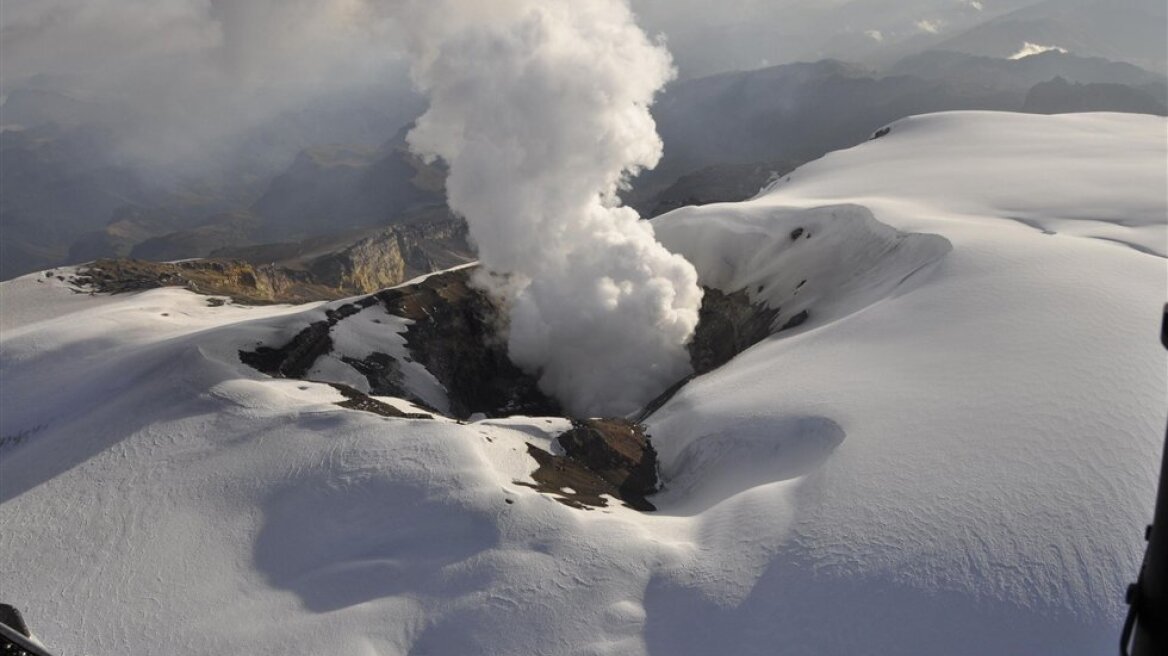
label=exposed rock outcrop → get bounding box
[299,218,471,293]
[637,286,779,421]
[238,267,561,420]
[327,383,433,420]
[72,258,322,304]
[519,419,659,511]
[72,217,474,304]
[688,287,781,376]
[370,269,562,419]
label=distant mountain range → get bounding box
[633,50,1165,200]
[2,45,1165,280]
[934,0,1168,73]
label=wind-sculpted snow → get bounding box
[0,112,1165,655]
[654,203,953,336]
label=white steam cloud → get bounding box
[394,0,703,417]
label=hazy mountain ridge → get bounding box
[934,0,1168,73]
[1023,77,1168,115]
[889,49,1166,91]
[3,43,1164,281]
[249,132,447,242]
[636,50,1166,198]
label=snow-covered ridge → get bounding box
[755,110,1167,254]
[655,203,952,335]
[1,111,1165,655]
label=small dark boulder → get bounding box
[780,309,809,331]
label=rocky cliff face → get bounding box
[72,258,317,304]
[73,217,473,304]
[300,218,471,294]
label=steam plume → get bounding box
[398,0,703,417]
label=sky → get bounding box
[0,0,1145,169]
[630,0,1038,76]
[0,1,1039,93]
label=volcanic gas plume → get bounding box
[396,0,703,417]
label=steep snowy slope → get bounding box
[646,111,1167,654]
[1,111,1165,655]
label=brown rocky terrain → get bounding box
[71,217,473,304]
[519,419,660,511]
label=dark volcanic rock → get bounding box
[239,294,381,378]
[688,287,780,376]
[780,309,810,331]
[370,268,561,419]
[518,418,659,511]
[637,286,779,422]
[340,352,404,396]
[240,320,336,379]
[328,383,432,419]
[239,267,560,420]
[518,444,623,510]
[558,419,659,504]
[238,269,784,430]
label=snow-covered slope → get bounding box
[1,111,1165,655]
